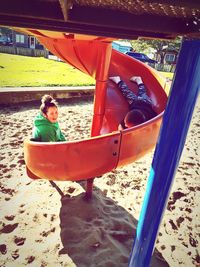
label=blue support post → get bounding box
[129,39,200,267]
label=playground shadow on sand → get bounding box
[58,185,169,267]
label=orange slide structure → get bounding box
[23,30,168,187]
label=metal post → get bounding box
[129,39,200,267]
[85,178,94,200]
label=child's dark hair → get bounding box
[125,109,146,127]
[40,95,58,115]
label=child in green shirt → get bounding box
[32,95,66,142]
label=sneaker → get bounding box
[109,76,121,84]
[130,76,143,85]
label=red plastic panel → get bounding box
[24,132,121,181]
[118,116,162,167]
[37,36,112,79]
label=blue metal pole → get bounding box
[128,39,200,267]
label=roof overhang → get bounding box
[0,0,200,39]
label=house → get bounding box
[0,27,44,49]
[112,40,132,53]
[12,30,44,49]
[0,27,48,57]
[156,48,178,65]
[163,49,178,65]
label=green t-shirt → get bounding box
[32,113,66,142]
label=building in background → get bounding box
[0,27,48,57]
[155,46,178,65]
[162,49,178,65]
[112,40,132,53]
[11,31,44,49]
[0,27,44,49]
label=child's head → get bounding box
[40,95,58,123]
[124,109,146,128]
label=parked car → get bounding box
[125,52,157,64]
[0,36,13,46]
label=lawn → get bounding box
[0,53,173,87]
[159,71,174,80]
[0,53,95,87]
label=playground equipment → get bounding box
[1,1,199,266]
[22,31,168,196]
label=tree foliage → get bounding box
[125,37,182,63]
[0,27,12,36]
[129,37,182,53]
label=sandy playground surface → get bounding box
[0,96,199,267]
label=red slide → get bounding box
[22,31,168,181]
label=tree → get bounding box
[0,27,12,36]
[128,37,182,63]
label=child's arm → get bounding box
[32,127,41,141]
[59,130,66,141]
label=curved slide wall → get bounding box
[22,31,168,181]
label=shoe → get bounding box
[109,76,121,84]
[130,76,143,85]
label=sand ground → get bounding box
[0,96,199,267]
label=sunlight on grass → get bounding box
[0,53,174,87]
[0,53,95,87]
[159,71,174,80]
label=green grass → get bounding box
[0,53,95,87]
[159,71,174,80]
[0,53,174,87]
